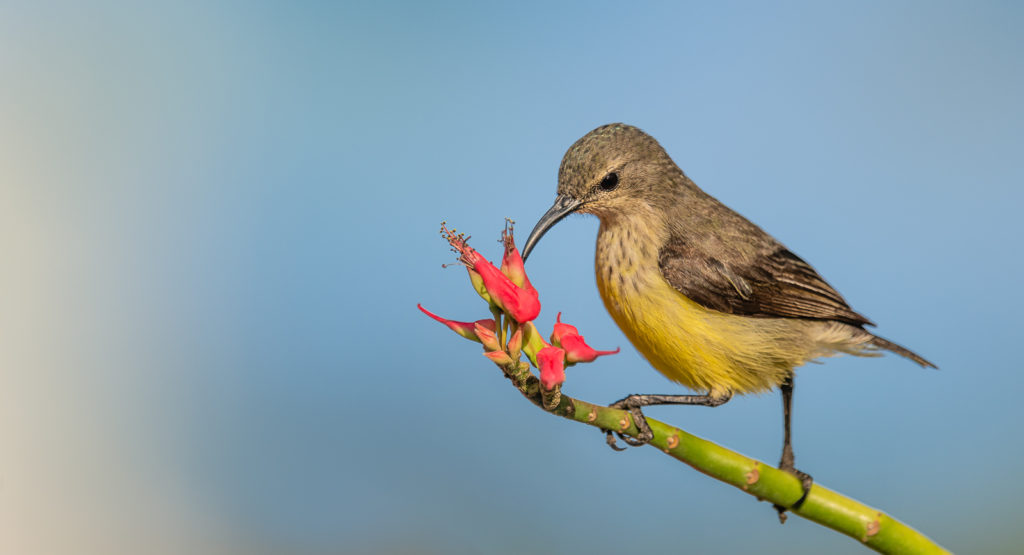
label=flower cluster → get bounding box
[419,220,618,392]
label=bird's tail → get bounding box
[867,334,937,369]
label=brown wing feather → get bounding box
[658,237,874,327]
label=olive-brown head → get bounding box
[522,123,683,260]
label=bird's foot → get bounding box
[601,392,731,451]
[773,465,813,524]
[604,396,655,451]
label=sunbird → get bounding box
[521,123,934,518]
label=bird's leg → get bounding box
[605,392,732,450]
[774,376,813,524]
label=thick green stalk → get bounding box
[506,369,949,554]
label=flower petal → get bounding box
[418,304,481,342]
[560,334,621,364]
[549,312,619,363]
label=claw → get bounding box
[617,431,649,447]
[604,403,655,450]
[604,430,628,451]
[773,467,813,523]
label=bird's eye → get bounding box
[599,172,619,191]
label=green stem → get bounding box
[505,369,949,554]
[490,305,505,347]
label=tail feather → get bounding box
[868,334,936,369]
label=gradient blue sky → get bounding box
[2,2,1022,553]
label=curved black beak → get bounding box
[521,194,582,261]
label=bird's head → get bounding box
[522,123,676,260]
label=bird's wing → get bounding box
[657,237,874,327]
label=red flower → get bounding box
[550,313,620,364]
[424,222,624,392]
[418,304,496,344]
[537,346,566,390]
[443,224,540,323]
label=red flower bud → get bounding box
[500,220,533,290]
[483,350,515,366]
[474,321,501,352]
[506,326,523,360]
[537,346,566,390]
[418,304,496,343]
[550,312,620,364]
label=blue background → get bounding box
[2,2,1021,553]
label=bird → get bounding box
[520,123,934,520]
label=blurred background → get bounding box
[2,1,1021,553]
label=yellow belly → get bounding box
[595,227,813,396]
